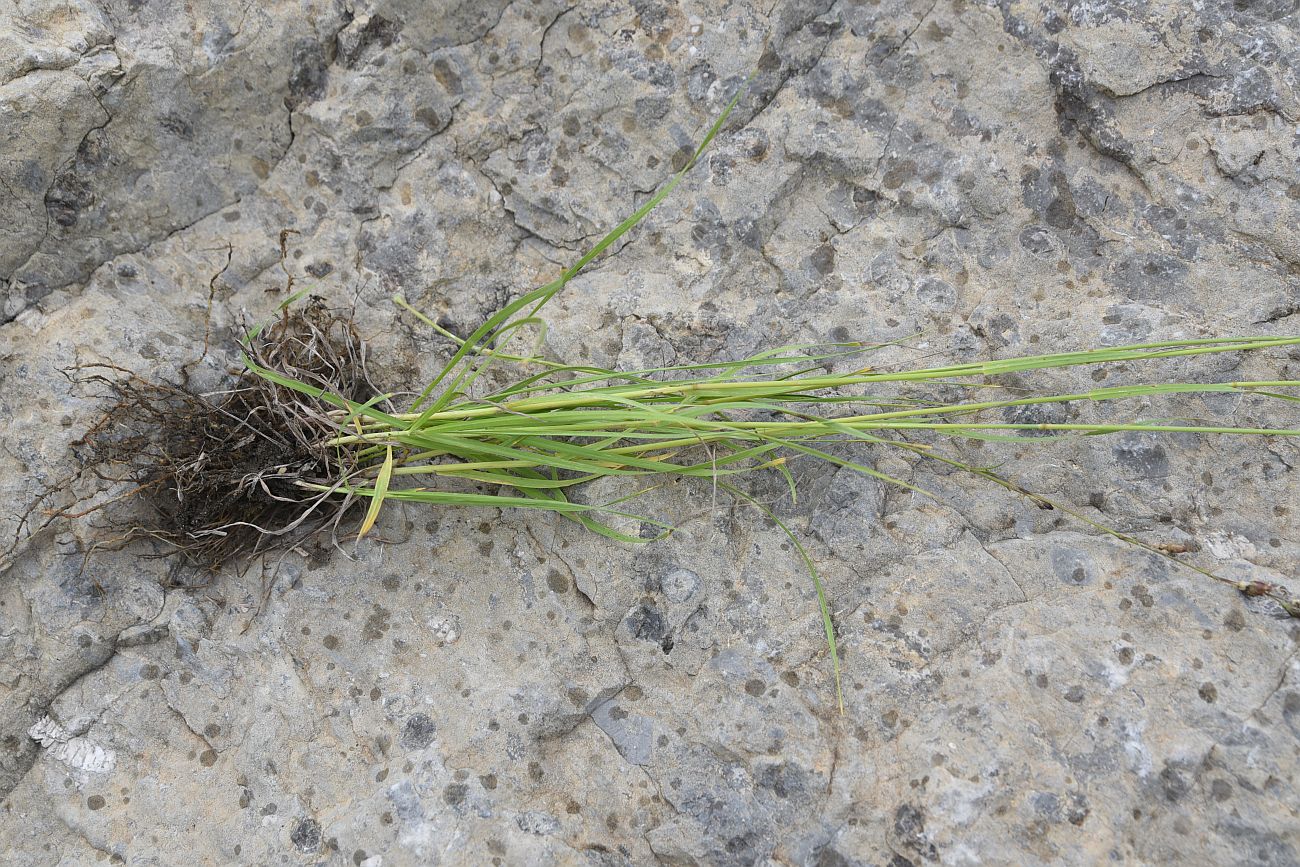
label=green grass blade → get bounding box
[720,481,843,715]
[357,445,394,540]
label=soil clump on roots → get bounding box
[44,300,378,579]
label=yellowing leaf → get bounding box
[358,445,393,540]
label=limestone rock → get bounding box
[1,1,1297,864]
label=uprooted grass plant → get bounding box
[29,87,1300,709]
[32,300,383,576]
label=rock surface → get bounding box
[2,0,1298,864]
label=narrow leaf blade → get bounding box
[357,445,394,540]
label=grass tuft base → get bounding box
[50,299,376,577]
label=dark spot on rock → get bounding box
[915,276,956,312]
[1225,608,1247,632]
[1114,435,1169,479]
[1018,225,1059,259]
[1198,682,1218,703]
[625,603,672,653]
[1044,181,1076,230]
[362,605,391,641]
[305,261,334,278]
[670,145,694,172]
[1063,685,1085,703]
[342,15,401,67]
[1066,791,1090,826]
[882,159,916,189]
[724,831,761,858]
[199,749,218,767]
[480,773,497,789]
[1048,49,1136,164]
[433,58,462,95]
[1131,585,1155,608]
[924,19,952,41]
[1159,763,1189,802]
[139,664,160,680]
[893,804,937,861]
[810,244,836,275]
[1030,791,1061,820]
[87,795,106,810]
[291,817,321,852]
[1111,253,1189,301]
[287,39,330,108]
[444,783,468,805]
[401,713,436,750]
[323,635,340,650]
[47,172,94,227]
[76,128,110,167]
[547,569,570,593]
[758,762,806,800]
[815,846,852,866]
[744,678,766,697]
[306,546,331,571]
[1003,400,1071,437]
[415,105,444,129]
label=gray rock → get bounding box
[2,1,1299,864]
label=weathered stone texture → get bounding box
[1,0,1297,864]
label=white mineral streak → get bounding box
[28,716,117,775]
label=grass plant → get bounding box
[22,84,1294,711]
[237,89,1300,710]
